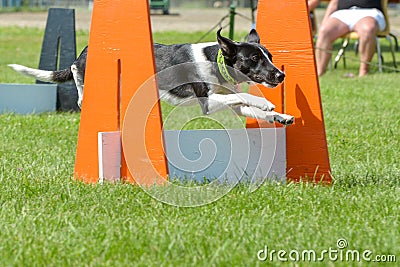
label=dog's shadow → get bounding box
[293,84,322,127]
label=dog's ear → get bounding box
[247,29,260,44]
[217,28,237,58]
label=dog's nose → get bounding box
[275,71,285,82]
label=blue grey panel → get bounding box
[0,84,57,114]
[164,128,286,183]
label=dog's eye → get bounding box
[251,54,260,62]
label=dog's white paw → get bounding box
[237,93,275,111]
[77,98,82,109]
[262,101,275,111]
[274,114,294,125]
[252,98,275,111]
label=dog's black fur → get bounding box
[9,29,294,125]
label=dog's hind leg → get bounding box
[71,64,84,108]
[206,93,275,114]
[233,105,294,125]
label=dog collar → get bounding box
[217,49,236,84]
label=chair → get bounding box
[310,10,318,39]
[334,0,398,72]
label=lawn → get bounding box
[0,26,399,266]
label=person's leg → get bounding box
[315,17,350,76]
[352,17,379,76]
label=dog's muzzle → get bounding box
[275,71,285,83]
[257,70,285,88]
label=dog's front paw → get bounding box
[274,114,294,126]
[237,93,275,111]
[252,98,275,111]
[262,101,275,111]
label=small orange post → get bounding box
[247,0,331,182]
[74,0,168,183]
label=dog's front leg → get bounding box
[206,93,275,114]
[233,106,294,126]
[71,64,84,108]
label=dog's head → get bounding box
[217,29,285,88]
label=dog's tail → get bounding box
[8,64,73,84]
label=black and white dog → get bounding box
[9,29,294,125]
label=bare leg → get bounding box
[352,17,379,77]
[315,17,350,76]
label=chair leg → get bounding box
[390,33,399,52]
[387,36,397,69]
[376,37,383,72]
[334,38,349,69]
[354,40,359,56]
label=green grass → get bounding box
[1,26,400,266]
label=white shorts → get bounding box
[330,7,386,32]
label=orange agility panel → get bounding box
[74,0,168,183]
[247,0,331,182]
